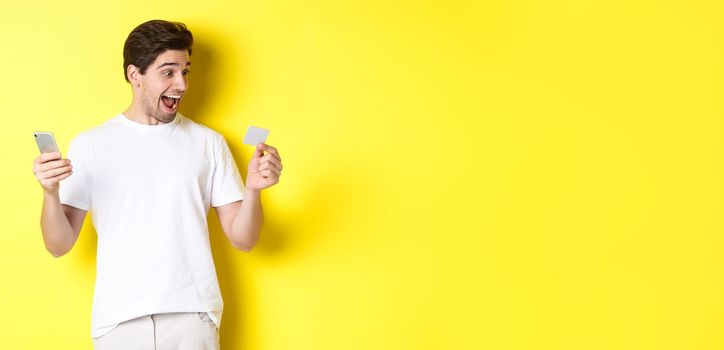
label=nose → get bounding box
[174,72,188,93]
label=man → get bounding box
[31,19,282,349]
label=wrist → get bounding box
[43,188,60,200]
[244,188,261,198]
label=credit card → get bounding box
[243,126,270,146]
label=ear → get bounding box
[127,64,142,88]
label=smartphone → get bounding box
[34,132,59,154]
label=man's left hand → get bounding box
[246,143,282,191]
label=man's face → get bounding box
[138,49,191,124]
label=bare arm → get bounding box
[215,143,282,252]
[215,189,262,252]
[34,152,87,257]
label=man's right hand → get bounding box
[33,152,73,193]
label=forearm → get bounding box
[229,189,264,251]
[41,191,76,257]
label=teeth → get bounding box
[162,94,180,109]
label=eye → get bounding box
[162,70,173,77]
[182,70,190,76]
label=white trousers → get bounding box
[92,312,220,350]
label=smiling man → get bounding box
[31,20,283,349]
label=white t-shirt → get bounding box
[59,113,245,339]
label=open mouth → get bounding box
[160,94,182,112]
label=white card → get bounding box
[243,126,270,146]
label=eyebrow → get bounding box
[156,61,191,69]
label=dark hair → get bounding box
[122,20,193,82]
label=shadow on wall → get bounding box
[77,221,98,263]
[179,39,213,124]
[184,29,250,348]
[180,26,245,126]
[187,26,372,348]
[209,147,367,348]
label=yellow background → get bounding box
[2,0,723,349]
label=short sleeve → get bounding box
[210,135,245,207]
[59,138,92,211]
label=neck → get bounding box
[123,99,165,125]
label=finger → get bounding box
[261,173,278,186]
[39,152,62,163]
[258,163,281,177]
[41,170,73,187]
[37,165,73,180]
[253,144,264,158]
[261,169,280,178]
[258,143,281,162]
[54,171,73,182]
[260,154,283,171]
[37,159,71,174]
[35,153,61,168]
[34,159,66,175]
[259,156,282,173]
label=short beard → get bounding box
[142,93,176,124]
